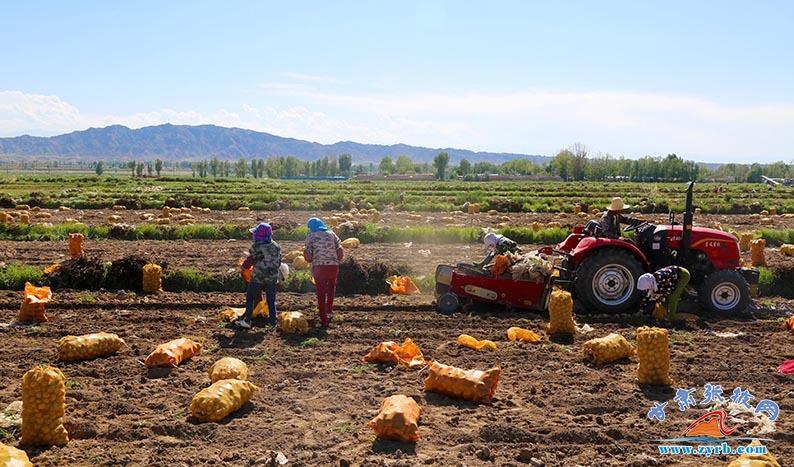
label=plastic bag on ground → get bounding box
[142,263,162,293]
[219,307,245,322]
[252,300,269,319]
[506,327,541,343]
[277,312,309,334]
[0,442,33,466]
[18,282,52,323]
[368,395,422,443]
[777,359,794,375]
[21,364,69,446]
[727,439,780,467]
[547,289,576,335]
[750,239,766,266]
[424,361,501,404]
[68,233,84,259]
[341,237,360,249]
[190,379,258,422]
[58,332,125,361]
[387,276,421,295]
[363,338,426,368]
[457,334,497,351]
[144,338,202,368]
[208,357,249,383]
[43,263,61,275]
[583,333,635,364]
[636,326,672,385]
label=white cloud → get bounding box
[1,87,793,162]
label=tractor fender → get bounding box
[570,237,651,271]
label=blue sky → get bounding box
[1,0,793,162]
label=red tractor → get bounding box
[555,182,758,314]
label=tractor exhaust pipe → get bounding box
[679,181,695,262]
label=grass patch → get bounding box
[0,264,44,289]
[300,337,324,347]
[203,343,219,354]
[349,363,376,374]
[65,380,80,389]
[757,228,794,247]
[77,293,97,304]
[243,353,273,363]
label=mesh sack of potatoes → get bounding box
[363,338,426,368]
[142,263,163,293]
[21,365,69,446]
[423,361,501,404]
[208,357,249,383]
[583,333,635,364]
[780,244,794,257]
[154,218,171,225]
[506,327,541,343]
[292,256,310,270]
[277,312,309,334]
[18,282,52,323]
[0,442,33,466]
[341,237,360,249]
[727,439,780,467]
[68,233,84,259]
[750,239,766,266]
[219,307,245,322]
[368,395,422,443]
[283,250,304,263]
[636,326,672,385]
[547,289,576,335]
[190,379,258,423]
[652,303,668,320]
[144,338,202,368]
[58,332,125,362]
[739,233,753,252]
[457,334,497,351]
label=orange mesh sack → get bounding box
[21,365,68,446]
[219,307,245,322]
[750,239,766,266]
[368,395,422,443]
[144,338,202,368]
[18,282,52,323]
[547,289,576,335]
[252,300,269,318]
[277,312,309,334]
[190,379,258,423]
[492,255,510,276]
[457,334,497,351]
[387,276,420,295]
[738,233,753,252]
[0,442,33,466]
[636,326,672,385]
[783,316,794,334]
[58,332,125,362]
[506,327,541,343]
[424,361,501,404]
[142,264,162,293]
[652,303,668,320]
[583,333,635,364]
[208,357,249,383]
[68,233,84,259]
[363,338,426,368]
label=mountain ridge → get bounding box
[0,123,550,164]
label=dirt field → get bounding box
[0,292,791,467]
[12,207,794,231]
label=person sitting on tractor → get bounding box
[480,232,519,268]
[600,197,645,239]
[637,265,691,317]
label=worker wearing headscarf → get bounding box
[304,217,344,327]
[480,232,519,268]
[637,266,691,317]
[237,222,282,329]
[600,197,645,239]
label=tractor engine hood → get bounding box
[655,225,738,244]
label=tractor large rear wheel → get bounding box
[698,270,750,314]
[575,249,645,313]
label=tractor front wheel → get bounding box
[698,270,750,314]
[437,292,460,315]
[575,249,645,313]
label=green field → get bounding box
[1,175,792,213]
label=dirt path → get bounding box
[0,294,790,466]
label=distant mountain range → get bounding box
[0,124,550,164]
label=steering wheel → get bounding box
[623,221,650,233]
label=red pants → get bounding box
[313,265,339,327]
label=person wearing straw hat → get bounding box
[600,197,644,239]
[236,222,282,329]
